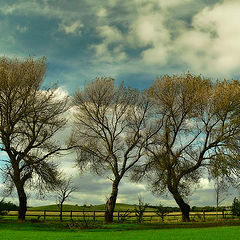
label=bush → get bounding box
[232,198,240,217]
[134,196,148,224]
[155,204,170,222]
[118,209,131,223]
[0,200,18,217]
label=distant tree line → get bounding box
[0,200,18,212]
[1,57,240,222]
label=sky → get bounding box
[1,0,240,207]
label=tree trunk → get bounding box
[60,204,63,221]
[171,189,190,222]
[16,184,27,221]
[216,187,219,220]
[105,179,120,223]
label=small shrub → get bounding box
[155,204,170,222]
[118,209,131,223]
[191,213,203,222]
[67,220,97,229]
[30,218,42,223]
[69,207,95,229]
[134,196,148,223]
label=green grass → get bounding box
[1,221,240,240]
[1,224,240,240]
[1,227,240,240]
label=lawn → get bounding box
[1,221,240,240]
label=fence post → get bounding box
[118,211,120,221]
[93,211,96,221]
[203,210,205,221]
[70,210,73,221]
[44,210,46,220]
[222,210,225,219]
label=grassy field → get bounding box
[1,221,240,240]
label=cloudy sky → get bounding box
[1,0,240,207]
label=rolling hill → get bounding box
[28,203,156,211]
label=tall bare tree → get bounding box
[70,77,156,223]
[0,57,69,220]
[133,74,240,221]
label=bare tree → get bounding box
[70,77,156,223]
[133,74,240,221]
[0,57,70,220]
[209,160,231,220]
[214,175,229,220]
[56,178,78,221]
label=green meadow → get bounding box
[1,221,240,240]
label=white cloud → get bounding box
[142,45,169,65]
[98,25,123,43]
[53,86,69,98]
[0,1,84,36]
[39,87,69,102]
[175,0,240,76]
[16,25,28,33]
[132,14,169,43]
[159,0,193,9]
[0,1,53,17]
[131,12,170,65]
[91,43,127,63]
[92,3,171,65]
[58,20,83,36]
[91,25,127,63]
[89,0,240,75]
[198,178,213,190]
[96,8,107,18]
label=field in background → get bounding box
[28,203,155,211]
[5,203,233,222]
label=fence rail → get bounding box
[6,210,234,222]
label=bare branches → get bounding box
[56,178,78,205]
[71,77,152,180]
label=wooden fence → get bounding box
[6,210,234,222]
